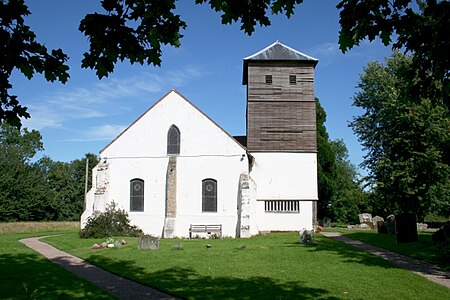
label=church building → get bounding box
[81,41,319,238]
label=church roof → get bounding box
[244,41,318,62]
[242,41,318,84]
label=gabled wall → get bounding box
[82,91,248,237]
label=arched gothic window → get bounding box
[130,178,144,212]
[202,179,217,212]
[167,125,180,155]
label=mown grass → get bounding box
[0,221,79,234]
[0,222,113,299]
[44,232,450,300]
[341,230,450,270]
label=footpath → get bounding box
[20,237,179,300]
[321,232,450,289]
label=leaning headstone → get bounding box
[138,235,160,250]
[372,216,384,231]
[386,215,396,235]
[299,229,314,244]
[417,223,428,231]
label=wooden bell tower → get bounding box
[243,41,318,153]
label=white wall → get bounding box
[249,152,318,232]
[250,152,318,200]
[82,91,247,237]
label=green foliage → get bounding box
[2,0,448,128]
[0,123,54,221]
[196,0,304,35]
[351,52,450,221]
[0,0,69,127]
[0,123,98,221]
[39,153,99,221]
[79,0,186,78]
[80,202,143,238]
[316,99,367,223]
[338,0,449,109]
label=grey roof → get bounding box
[243,41,318,84]
[244,41,318,63]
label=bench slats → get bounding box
[189,224,222,238]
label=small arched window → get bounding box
[167,125,180,155]
[202,179,217,212]
[130,178,144,212]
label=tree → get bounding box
[338,0,449,108]
[0,123,57,221]
[316,99,366,224]
[350,52,449,242]
[3,0,448,127]
[38,153,99,221]
[1,0,69,127]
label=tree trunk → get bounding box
[395,213,418,243]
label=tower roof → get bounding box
[243,41,318,84]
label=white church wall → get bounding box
[249,152,317,232]
[250,152,318,200]
[175,155,247,237]
[253,200,314,231]
[82,91,248,237]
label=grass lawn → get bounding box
[340,230,450,270]
[44,232,450,300]
[0,222,113,299]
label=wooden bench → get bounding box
[189,224,222,239]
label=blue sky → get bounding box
[11,0,392,173]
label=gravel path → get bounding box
[20,237,180,300]
[321,232,450,288]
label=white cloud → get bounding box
[22,66,204,131]
[65,124,127,142]
[310,42,341,58]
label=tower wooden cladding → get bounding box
[243,42,318,152]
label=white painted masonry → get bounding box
[81,42,319,238]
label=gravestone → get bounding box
[372,216,384,231]
[377,221,388,234]
[416,223,428,231]
[359,213,373,228]
[322,218,332,228]
[386,215,396,234]
[299,230,314,244]
[395,213,418,243]
[138,235,160,250]
[431,221,450,242]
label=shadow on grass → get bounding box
[85,254,342,300]
[285,235,397,269]
[0,253,110,299]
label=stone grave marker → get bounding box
[138,235,160,250]
[386,215,396,234]
[372,216,384,231]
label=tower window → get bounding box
[289,75,296,85]
[167,125,180,155]
[265,75,272,84]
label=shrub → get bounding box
[80,202,143,238]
